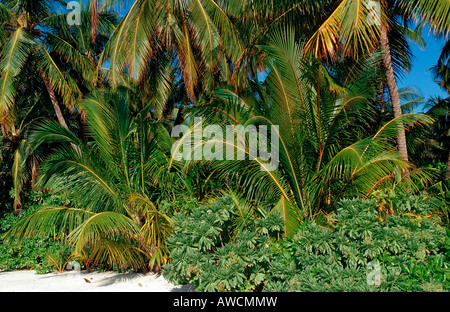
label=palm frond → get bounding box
[36,43,82,110]
[200,0,243,62]
[304,0,383,60]
[29,119,83,147]
[3,206,96,242]
[36,145,121,214]
[0,27,35,115]
[99,0,155,86]
[405,0,450,38]
[88,237,146,270]
[272,195,300,237]
[42,31,97,83]
[68,211,140,255]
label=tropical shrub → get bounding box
[0,191,68,274]
[163,195,284,292]
[164,196,450,292]
[0,137,13,214]
[266,197,450,292]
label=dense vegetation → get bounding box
[0,0,450,292]
[164,196,450,292]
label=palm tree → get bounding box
[3,87,184,271]
[422,97,450,179]
[303,0,450,163]
[430,38,450,178]
[431,38,450,94]
[171,28,434,237]
[100,0,243,105]
[95,0,450,165]
[0,0,121,212]
[0,0,118,132]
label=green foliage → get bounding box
[1,0,450,287]
[183,28,434,237]
[45,244,73,273]
[0,191,68,274]
[0,236,63,274]
[267,197,450,292]
[0,137,13,214]
[163,196,284,292]
[164,196,450,292]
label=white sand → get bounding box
[0,270,194,292]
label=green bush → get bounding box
[0,138,13,214]
[267,198,450,292]
[163,196,284,291]
[164,196,450,292]
[0,191,69,274]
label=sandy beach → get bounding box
[0,270,193,292]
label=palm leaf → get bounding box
[200,0,243,62]
[304,0,383,60]
[36,42,82,110]
[405,0,450,37]
[99,0,156,86]
[88,237,146,270]
[272,195,300,238]
[42,31,97,83]
[189,0,221,68]
[29,119,83,148]
[3,206,96,243]
[68,211,141,255]
[176,22,199,101]
[0,27,35,115]
[36,145,120,214]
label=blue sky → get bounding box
[398,28,448,101]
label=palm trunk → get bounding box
[91,0,99,43]
[380,26,409,162]
[41,74,69,129]
[42,74,81,155]
[379,81,386,113]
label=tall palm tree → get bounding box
[304,0,450,163]
[0,0,81,130]
[0,0,120,212]
[0,0,117,132]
